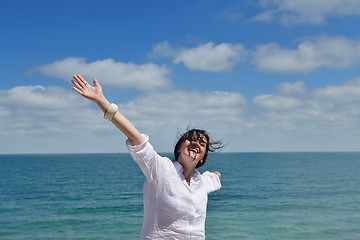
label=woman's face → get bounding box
[177,134,208,167]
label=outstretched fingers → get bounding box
[72,78,82,89]
[72,74,87,88]
[78,74,89,87]
[71,74,88,96]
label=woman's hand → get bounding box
[72,74,104,103]
[213,171,221,180]
[71,73,144,146]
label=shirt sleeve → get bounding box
[126,134,172,183]
[202,171,222,194]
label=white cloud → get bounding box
[119,90,247,134]
[0,84,248,153]
[276,81,306,95]
[252,0,360,25]
[252,36,360,73]
[0,84,133,153]
[0,85,77,110]
[33,57,172,91]
[0,85,104,136]
[313,77,360,103]
[1,77,360,153]
[253,94,302,110]
[148,41,179,59]
[150,42,248,72]
[251,78,360,135]
[151,36,360,74]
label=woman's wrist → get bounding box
[95,96,111,113]
[213,171,221,180]
[104,103,118,121]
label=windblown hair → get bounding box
[174,129,223,168]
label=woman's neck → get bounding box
[182,166,195,186]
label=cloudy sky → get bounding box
[1,0,360,154]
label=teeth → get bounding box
[189,148,198,153]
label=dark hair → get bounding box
[174,129,223,168]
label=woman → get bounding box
[72,74,222,240]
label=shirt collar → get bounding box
[173,160,183,173]
[173,161,201,184]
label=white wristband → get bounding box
[104,103,118,121]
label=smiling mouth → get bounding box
[188,148,199,159]
[189,148,198,154]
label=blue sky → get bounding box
[1,0,360,153]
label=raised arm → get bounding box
[72,74,145,146]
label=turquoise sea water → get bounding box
[1,152,360,239]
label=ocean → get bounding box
[1,152,359,239]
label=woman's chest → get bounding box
[156,176,208,223]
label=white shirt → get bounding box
[126,134,221,240]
